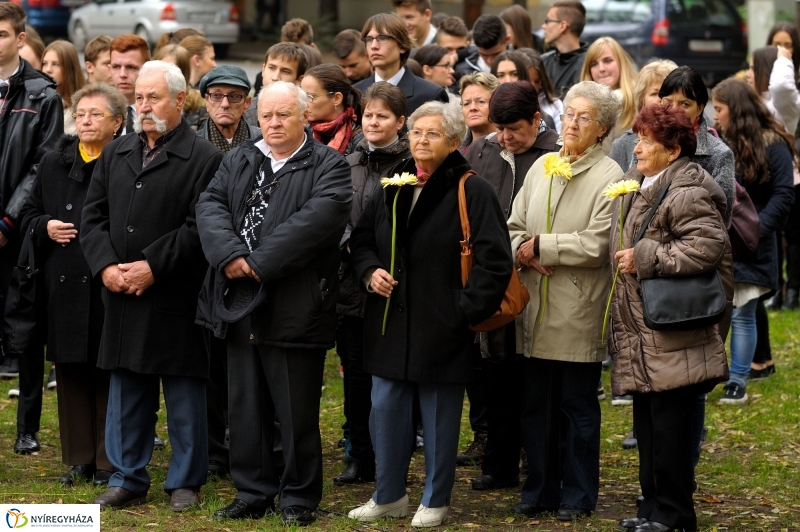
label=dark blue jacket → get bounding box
[733,137,795,292]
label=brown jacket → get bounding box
[609,157,733,395]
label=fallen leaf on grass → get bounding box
[505,517,514,523]
[702,496,723,503]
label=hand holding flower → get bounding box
[370,268,398,297]
[614,248,637,274]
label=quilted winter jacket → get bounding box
[608,158,733,396]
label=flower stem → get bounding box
[382,191,399,335]
[601,264,620,345]
[539,177,554,325]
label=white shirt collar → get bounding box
[477,56,491,73]
[375,67,406,86]
[423,24,437,46]
[255,133,308,173]
[0,62,21,87]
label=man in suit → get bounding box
[196,81,351,526]
[109,34,150,136]
[81,60,223,511]
[354,13,448,117]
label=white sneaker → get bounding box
[8,387,18,398]
[348,494,409,522]
[411,504,448,527]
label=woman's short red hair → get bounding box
[633,103,696,158]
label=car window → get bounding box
[584,0,653,23]
[668,0,737,27]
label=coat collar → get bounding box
[55,135,97,183]
[114,118,196,176]
[630,157,702,205]
[383,149,471,241]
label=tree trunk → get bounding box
[464,0,484,28]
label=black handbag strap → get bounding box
[633,182,672,246]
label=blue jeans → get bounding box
[728,297,758,388]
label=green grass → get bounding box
[0,311,799,530]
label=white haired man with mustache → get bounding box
[81,60,223,512]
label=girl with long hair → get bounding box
[767,22,800,86]
[711,79,795,405]
[517,48,564,133]
[580,37,638,150]
[42,40,86,135]
[500,4,533,50]
[749,45,800,134]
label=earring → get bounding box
[335,105,338,110]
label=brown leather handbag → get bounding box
[458,171,530,333]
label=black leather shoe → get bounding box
[556,505,591,521]
[511,503,557,516]
[170,488,200,512]
[207,460,229,480]
[213,499,269,520]
[620,517,649,528]
[471,474,520,491]
[93,470,113,487]
[93,487,147,509]
[59,464,95,486]
[13,433,40,454]
[783,288,799,309]
[633,521,674,531]
[333,461,375,485]
[282,506,315,526]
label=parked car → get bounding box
[536,0,748,85]
[8,0,84,36]
[68,0,239,56]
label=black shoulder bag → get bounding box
[633,182,727,331]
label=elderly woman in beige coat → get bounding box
[609,104,731,532]
[507,81,622,521]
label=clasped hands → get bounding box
[224,256,261,282]
[516,238,553,276]
[101,261,154,296]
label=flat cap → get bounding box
[198,65,251,97]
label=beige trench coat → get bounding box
[508,144,623,362]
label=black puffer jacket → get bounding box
[541,42,589,99]
[0,59,63,230]
[196,136,352,348]
[338,135,411,317]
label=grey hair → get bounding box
[258,81,309,113]
[71,82,127,118]
[564,81,620,140]
[138,60,187,100]
[407,101,467,142]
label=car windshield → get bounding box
[584,0,653,23]
[667,0,737,27]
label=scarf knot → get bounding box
[311,107,356,154]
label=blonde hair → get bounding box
[580,37,638,129]
[632,59,677,113]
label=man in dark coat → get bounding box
[80,61,224,511]
[196,81,351,526]
[464,81,560,493]
[354,13,448,117]
[540,0,589,98]
[0,3,64,454]
[195,64,261,481]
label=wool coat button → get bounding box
[397,304,404,313]
[249,334,255,340]
[59,275,65,282]
[81,276,88,283]
[135,182,142,189]
[127,225,134,232]
[66,204,72,210]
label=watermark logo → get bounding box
[5,509,27,529]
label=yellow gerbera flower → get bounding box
[603,179,641,198]
[543,153,572,180]
[380,172,418,187]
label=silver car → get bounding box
[68,0,239,56]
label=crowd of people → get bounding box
[0,0,797,530]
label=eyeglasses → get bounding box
[408,129,445,141]
[72,111,114,121]
[543,17,562,24]
[433,63,455,70]
[207,92,247,104]
[246,178,280,207]
[307,91,334,102]
[462,99,489,108]
[560,113,600,126]
[361,34,393,45]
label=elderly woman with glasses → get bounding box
[19,82,126,487]
[507,81,623,522]
[349,101,513,528]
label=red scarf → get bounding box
[415,165,430,187]
[310,107,356,155]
